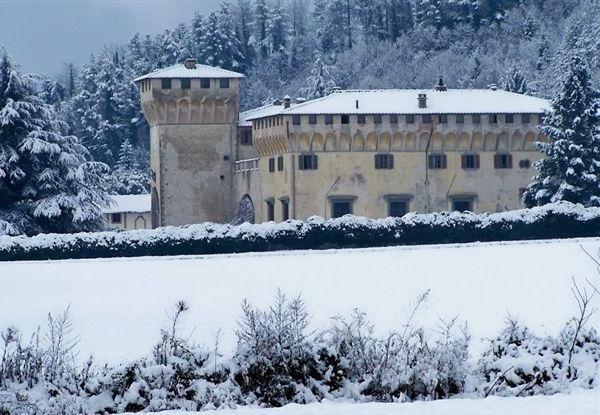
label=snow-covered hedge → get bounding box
[1,202,599,261]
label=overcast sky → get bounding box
[0,0,221,77]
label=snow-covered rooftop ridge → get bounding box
[133,63,244,82]
[103,194,151,214]
[245,89,551,118]
[239,102,298,126]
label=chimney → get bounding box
[434,77,447,91]
[418,93,427,109]
[296,97,306,104]
[184,58,197,69]
[489,84,498,91]
[272,98,282,106]
[331,86,342,93]
[283,95,291,109]
[355,100,359,109]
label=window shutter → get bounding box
[374,154,379,169]
[298,155,304,170]
[494,154,499,169]
[390,155,394,169]
[461,154,467,169]
[313,155,318,169]
[428,155,434,169]
[507,154,513,168]
[475,154,480,168]
[442,154,447,169]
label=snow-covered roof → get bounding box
[104,194,151,214]
[246,89,550,118]
[239,102,299,126]
[134,63,244,82]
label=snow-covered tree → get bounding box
[199,4,245,70]
[300,51,337,99]
[503,65,529,94]
[524,54,600,207]
[0,52,110,235]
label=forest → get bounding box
[0,0,599,235]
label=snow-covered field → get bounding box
[1,237,599,364]
[122,389,600,415]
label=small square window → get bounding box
[111,213,122,223]
[461,154,480,169]
[341,114,350,124]
[373,114,382,124]
[181,78,191,89]
[325,114,334,125]
[277,155,284,171]
[375,153,394,169]
[200,78,210,88]
[357,114,366,125]
[456,114,465,124]
[422,114,432,123]
[452,199,472,213]
[428,154,447,169]
[331,199,353,218]
[299,154,318,170]
[293,115,301,125]
[439,114,448,123]
[494,153,513,169]
[388,200,408,217]
[472,114,481,124]
[268,158,275,172]
[219,78,229,88]
[505,114,514,123]
[309,114,317,125]
[390,114,398,124]
[406,114,415,124]
[522,113,531,124]
[241,130,252,145]
[161,78,171,89]
[489,114,498,124]
[519,159,531,169]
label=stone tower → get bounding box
[134,59,244,227]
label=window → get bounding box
[505,113,514,123]
[456,114,465,124]
[406,114,415,124]
[219,78,229,88]
[341,114,350,124]
[293,115,301,125]
[111,213,122,223]
[200,78,210,89]
[472,114,481,124]
[277,155,284,171]
[309,114,317,125]
[357,114,366,125]
[266,200,275,221]
[375,153,394,169]
[461,154,480,169]
[161,78,171,89]
[181,78,191,89]
[388,200,408,217]
[281,199,289,221]
[422,114,432,123]
[489,114,498,124]
[325,114,334,125]
[522,113,531,124]
[452,199,473,212]
[373,114,382,124]
[268,118,272,127]
[494,153,513,169]
[390,114,398,124]
[519,159,531,169]
[299,153,318,170]
[268,157,275,172]
[428,153,447,169]
[331,199,353,218]
[439,114,448,123]
[241,130,252,145]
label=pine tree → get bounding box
[253,0,270,59]
[503,66,529,94]
[0,52,110,235]
[301,51,337,99]
[200,4,244,70]
[523,54,600,207]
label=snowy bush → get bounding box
[1,202,599,262]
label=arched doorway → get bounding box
[233,195,255,224]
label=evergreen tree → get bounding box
[523,54,600,207]
[200,4,244,70]
[301,51,337,99]
[0,52,109,235]
[503,66,529,94]
[253,0,270,59]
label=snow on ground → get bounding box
[1,237,599,364]
[123,389,600,415]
